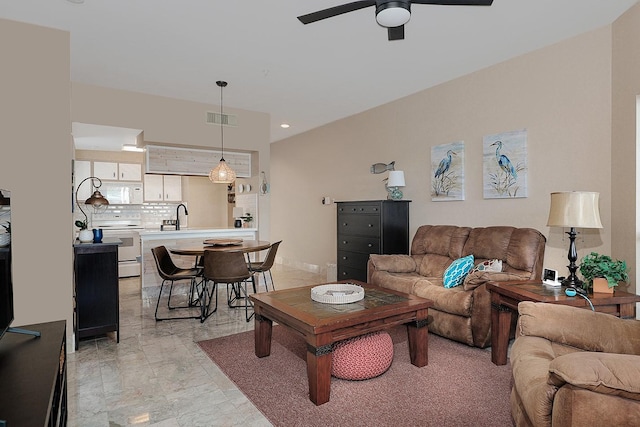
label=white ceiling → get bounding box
[3,0,637,148]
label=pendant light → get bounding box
[209,80,237,184]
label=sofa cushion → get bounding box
[369,270,425,295]
[411,225,470,259]
[413,280,474,317]
[443,254,474,288]
[549,352,640,401]
[369,254,416,273]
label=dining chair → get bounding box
[202,248,255,322]
[151,245,203,321]
[248,240,282,292]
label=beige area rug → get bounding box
[198,325,514,426]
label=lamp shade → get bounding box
[209,159,236,184]
[85,190,109,208]
[387,170,405,187]
[547,191,602,228]
[232,207,244,218]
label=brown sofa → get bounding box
[511,301,640,426]
[367,225,546,348]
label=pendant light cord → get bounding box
[217,80,227,161]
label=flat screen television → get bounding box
[0,189,13,339]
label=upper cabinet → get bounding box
[143,174,182,202]
[118,163,142,181]
[146,145,251,177]
[94,162,142,182]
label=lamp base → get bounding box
[234,219,242,228]
[387,187,403,200]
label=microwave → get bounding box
[100,182,143,204]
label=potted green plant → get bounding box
[241,213,253,228]
[579,252,629,293]
[75,219,93,243]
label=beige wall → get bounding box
[272,26,615,282]
[71,83,271,238]
[0,19,73,335]
[612,3,640,295]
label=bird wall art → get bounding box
[483,129,528,199]
[431,141,464,201]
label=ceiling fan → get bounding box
[298,0,494,41]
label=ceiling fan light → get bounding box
[376,6,410,28]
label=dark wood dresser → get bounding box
[337,200,410,282]
[0,321,67,426]
[73,241,119,350]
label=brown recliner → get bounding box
[510,301,640,426]
[368,225,546,347]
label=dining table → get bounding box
[168,239,271,258]
[168,239,271,321]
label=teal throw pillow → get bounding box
[443,255,475,288]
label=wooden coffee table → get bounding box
[249,280,433,405]
[487,280,640,365]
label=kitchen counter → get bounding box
[73,237,122,247]
[140,227,258,290]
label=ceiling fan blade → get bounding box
[297,1,376,24]
[411,0,493,5]
[388,26,405,41]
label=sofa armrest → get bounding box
[549,352,640,401]
[517,301,640,354]
[462,271,529,291]
[368,254,417,273]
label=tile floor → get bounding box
[67,264,325,427]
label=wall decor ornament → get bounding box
[483,129,528,199]
[431,141,464,201]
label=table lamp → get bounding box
[546,191,603,287]
[386,170,405,200]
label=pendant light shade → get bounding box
[209,80,237,184]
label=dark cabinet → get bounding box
[337,200,410,282]
[0,321,67,426]
[74,243,119,350]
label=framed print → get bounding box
[483,129,527,199]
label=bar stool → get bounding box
[151,245,203,321]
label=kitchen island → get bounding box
[139,228,258,291]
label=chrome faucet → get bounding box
[176,203,188,230]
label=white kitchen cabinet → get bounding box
[163,175,182,201]
[94,161,141,181]
[118,163,142,181]
[144,174,182,202]
[74,160,92,202]
[93,161,118,180]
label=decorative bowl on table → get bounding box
[203,238,243,246]
[311,283,365,304]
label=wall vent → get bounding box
[206,112,238,126]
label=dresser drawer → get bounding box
[336,264,367,282]
[337,214,381,236]
[337,235,380,253]
[337,250,371,269]
[338,203,382,215]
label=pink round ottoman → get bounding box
[331,331,394,380]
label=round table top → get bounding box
[169,240,270,256]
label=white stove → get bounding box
[92,213,142,278]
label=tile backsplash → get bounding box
[75,203,188,230]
